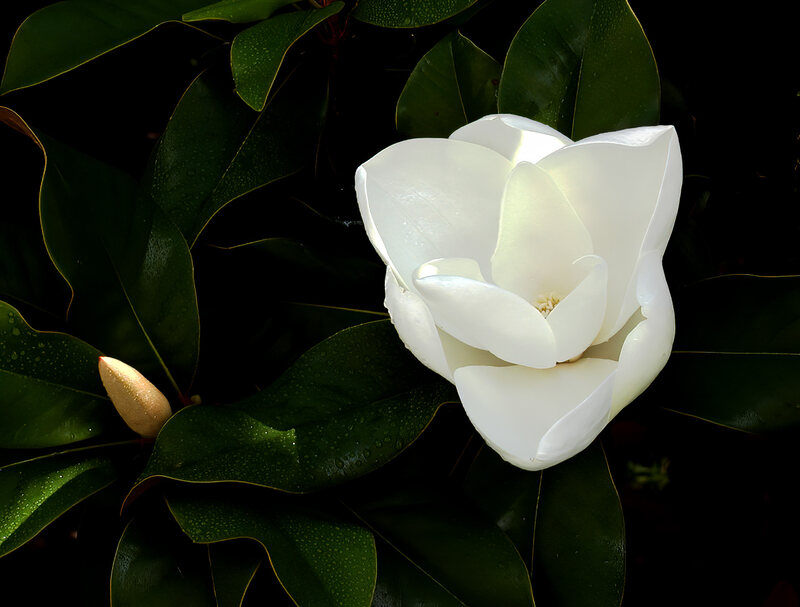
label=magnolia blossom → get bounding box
[355,115,681,470]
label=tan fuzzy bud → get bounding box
[98,356,172,437]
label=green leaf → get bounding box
[0,0,211,94]
[0,108,200,395]
[530,441,625,607]
[0,446,124,557]
[353,0,480,28]
[0,300,121,448]
[498,0,659,139]
[396,31,500,138]
[660,275,800,432]
[349,486,535,607]
[0,222,69,318]
[231,3,343,111]
[136,320,455,492]
[372,540,464,607]
[183,0,296,23]
[208,541,262,607]
[463,447,541,570]
[145,65,328,245]
[167,485,376,607]
[111,509,215,607]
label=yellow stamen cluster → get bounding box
[534,293,561,317]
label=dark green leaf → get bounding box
[0,108,200,395]
[0,446,123,557]
[111,509,215,607]
[167,485,376,607]
[136,320,455,492]
[0,0,211,94]
[231,4,343,111]
[0,222,69,318]
[498,0,659,139]
[660,275,800,432]
[145,65,328,245]
[183,0,295,23]
[353,0,480,28]
[349,486,534,607]
[0,300,121,448]
[396,31,500,138]
[372,540,464,607]
[208,541,262,607]
[463,447,541,570]
[531,441,625,607]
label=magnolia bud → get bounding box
[98,356,172,437]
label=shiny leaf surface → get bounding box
[396,31,500,138]
[353,0,480,28]
[0,108,200,395]
[137,321,454,492]
[0,447,121,557]
[145,65,328,245]
[183,0,295,23]
[231,4,342,111]
[0,0,210,93]
[499,0,659,139]
[168,485,376,607]
[208,541,262,607]
[0,300,119,448]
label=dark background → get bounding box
[0,0,798,605]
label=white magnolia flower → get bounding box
[355,114,682,470]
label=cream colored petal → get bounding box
[546,255,608,362]
[454,358,617,470]
[609,251,675,417]
[491,161,593,301]
[98,357,172,437]
[450,114,572,165]
[413,259,556,369]
[538,126,681,342]
[355,138,512,288]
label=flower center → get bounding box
[534,292,561,317]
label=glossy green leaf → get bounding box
[0,0,210,94]
[349,486,535,607]
[0,447,122,557]
[111,509,215,607]
[183,0,295,23]
[660,275,800,432]
[498,0,659,139]
[396,31,500,138]
[372,540,464,607]
[531,441,625,607]
[231,3,343,111]
[0,108,200,395]
[167,485,376,607]
[136,320,455,492]
[0,222,69,318]
[208,541,262,607]
[463,447,541,570]
[0,301,121,448]
[353,0,480,28]
[144,65,328,245]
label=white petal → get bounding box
[491,161,594,301]
[546,255,608,362]
[413,259,556,369]
[384,268,451,381]
[610,251,675,417]
[355,138,512,288]
[384,268,502,382]
[454,359,617,470]
[537,125,682,342]
[450,114,572,165]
